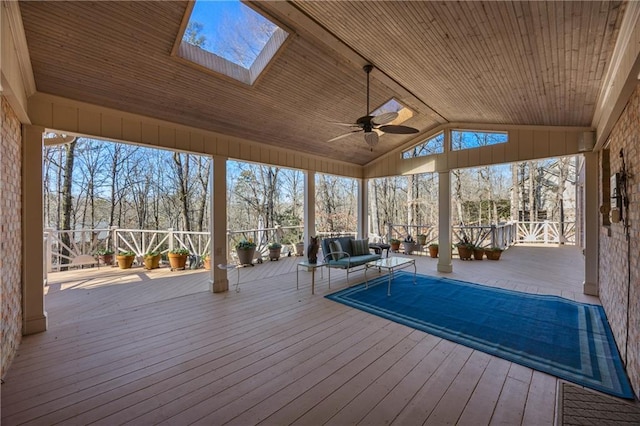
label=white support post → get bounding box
[211,156,229,293]
[357,178,368,239]
[303,170,316,256]
[583,152,599,296]
[22,125,48,334]
[437,170,453,273]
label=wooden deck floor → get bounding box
[2,245,599,425]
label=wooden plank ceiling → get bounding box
[19,1,626,166]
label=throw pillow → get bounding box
[329,240,344,261]
[351,238,369,256]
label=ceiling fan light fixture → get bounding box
[364,131,378,149]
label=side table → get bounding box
[297,261,327,295]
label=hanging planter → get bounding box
[417,234,427,245]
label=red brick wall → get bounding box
[599,83,640,397]
[1,96,23,378]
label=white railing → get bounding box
[385,221,574,249]
[516,221,576,245]
[45,225,305,272]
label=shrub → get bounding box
[268,242,282,249]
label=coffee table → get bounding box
[297,261,327,295]
[364,257,416,296]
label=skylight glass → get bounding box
[178,0,288,85]
[372,98,413,124]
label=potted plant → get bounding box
[473,246,485,260]
[417,234,427,245]
[236,239,256,266]
[485,247,503,260]
[295,240,305,256]
[456,239,473,260]
[389,238,401,252]
[97,248,114,266]
[116,250,136,269]
[168,248,189,270]
[203,253,211,270]
[402,235,416,255]
[267,242,282,261]
[428,243,439,258]
[143,250,161,270]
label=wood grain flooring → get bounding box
[2,245,596,425]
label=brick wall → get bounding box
[599,83,640,397]
[1,96,23,378]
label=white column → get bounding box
[210,156,229,293]
[357,178,368,238]
[437,170,453,273]
[303,171,316,254]
[22,125,48,334]
[583,152,599,295]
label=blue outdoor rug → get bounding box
[326,271,633,399]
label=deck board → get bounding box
[2,245,596,425]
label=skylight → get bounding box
[177,0,288,85]
[372,98,413,124]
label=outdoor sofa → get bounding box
[321,236,381,285]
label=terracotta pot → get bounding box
[236,247,256,265]
[99,254,113,266]
[203,256,211,270]
[473,248,484,260]
[485,249,503,260]
[168,253,187,270]
[457,245,473,260]
[144,254,161,270]
[390,242,401,251]
[116,255,135,269]
[428,245,439,258]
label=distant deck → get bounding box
[3,245,604,425]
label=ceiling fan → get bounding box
[329,64,419,150]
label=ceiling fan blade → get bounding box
[379,125,420,135]
[371,112,398,125]
[330,121,360,127]
[328,129,362,142]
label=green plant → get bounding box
[96,248,114,255]
[118,250,135,256]
[144,250,159,257]
[417,234,427,238]
[428,243,438,248]
[268,242,282,249]
[236,239,256,250]
[487,247,503,252]
[403,235,415,243]
[169,248,189,255]
[390,238,401,244]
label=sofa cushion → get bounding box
[351,238,369,256]
[328,240,345,261]
[327,253,380,268]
